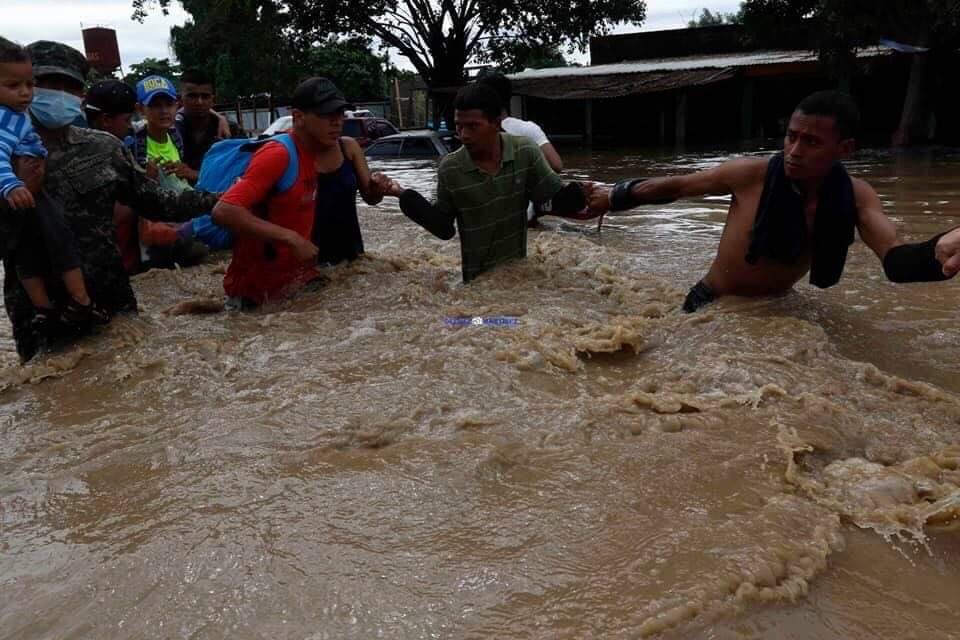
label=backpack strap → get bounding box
[274,133,300,193]
[170,126,186,158]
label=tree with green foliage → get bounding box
[167,0,295,101]
[306,37,395,101]
[739,0,960,144]
[687,7,742,28]
[741,0,960,76]
[134,0,646,116]
[290,0,644,100]
[482,40,569,73]
[122,57,181,87]
[131,2,402,103]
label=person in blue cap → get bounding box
[128,75,193,188]
[85,79,208,274]
[124,74,212,270]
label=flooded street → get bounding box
[1,146,958,639]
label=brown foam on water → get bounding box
[0,347,88,391]
[483,236,682,373]
[495,314,658,373]
[1,227,959,639]
[783,426,960,541]
[634,508,844,638]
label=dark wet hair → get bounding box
[453,83,502,121]
[477,71,511,112]
[0,37,30,64]
[795,90,860,140]
[180,68,214,89]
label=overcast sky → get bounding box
[3,0,743,71]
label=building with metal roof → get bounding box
[504,25,912,147]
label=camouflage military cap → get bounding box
[26,40,89,85]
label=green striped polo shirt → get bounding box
[435,133,563,282]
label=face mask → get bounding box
[30,87,84,129]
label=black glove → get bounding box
[883,231,954,283]
[533,182,587,217]
[609,178,676,212]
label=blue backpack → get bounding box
[190,133,300,250]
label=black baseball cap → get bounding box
[291,77,354,114]
[85,80,137,115]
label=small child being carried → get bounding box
[0,37,107,341]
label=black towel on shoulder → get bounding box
[745,152,856,289]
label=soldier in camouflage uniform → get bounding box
[1,41,219,362]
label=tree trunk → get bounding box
[893,52,931,147]
[429,90,456,129]
[425,65,466,131]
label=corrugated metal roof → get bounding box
[508,47,889,81]
[506,47,890,100]
[513,67,737,100]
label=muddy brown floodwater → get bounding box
[1,146,958,639]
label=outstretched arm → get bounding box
[540,143,563,173]
[383,170,457,240]
[587,157,767,213]
[343,137,389,205]
[116,146,219,221]
[854,179,899,260]
[855,178,956,282]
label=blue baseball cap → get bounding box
[136,75,178,105]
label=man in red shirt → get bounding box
[213,78,386,307]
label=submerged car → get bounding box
[261,115,292,137]
[364,130,454,159]
[261,113,398,147]
[343,117,399,146]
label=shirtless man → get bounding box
[588,90,957,311]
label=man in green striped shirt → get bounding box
[388,83,591,282]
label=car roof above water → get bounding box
[375,130,445,139]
